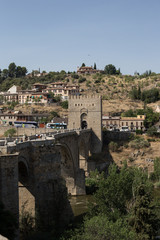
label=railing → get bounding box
[0,128,91,146]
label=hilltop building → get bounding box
[77,66,102,74]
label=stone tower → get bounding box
[68,95,102,153]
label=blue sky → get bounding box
[1,0,160,75]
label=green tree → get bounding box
[152,157,160,181]
[121,109,136,117]
[104,64,120,75]
[147,126,157,137]
[8,62,16,78]
[93,63,96,70]
[129,184,160,239]
[137,86,141,99]
[90,164,135,220]
[21,67,27,76]
[80,216,137,240]
[60,101,68,109]
[81,63,85,67]
[16,66,23,78]
[144,108,159,128]
[2,69,9,79]
[4,128,16,137]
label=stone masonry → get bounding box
[68,95,102,153]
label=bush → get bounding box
[60,101,68,109]
[129,136,150,149]
[78,77,86,83]
[147,126,157,137]
[4,128,16,137]
[128,157,135,162]
[71,73,79,79]
[94,79,101,84]
[135,129,143,135]
[108,141,119,152]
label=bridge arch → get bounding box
[18,155,35,217]
[56,143,76,195]
[18,156,29,185]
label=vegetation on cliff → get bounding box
[61,164,160,240]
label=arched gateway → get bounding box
[68,95,102,153]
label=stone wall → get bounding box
[0,126,56,137]
[103,130,133,143]
[0,154,19,219]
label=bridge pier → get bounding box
[0,154,19,239]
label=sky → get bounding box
[0,0,160,75]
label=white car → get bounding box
[120,126,129,132]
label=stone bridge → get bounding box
[0,129,96,234]
[0,95,102,238]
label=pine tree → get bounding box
[129,184,160,239]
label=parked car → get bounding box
[120,126,129,132]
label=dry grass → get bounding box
[110,139,160,172]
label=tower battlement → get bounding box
[69,94,101,100]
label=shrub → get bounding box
[78,77,86,83]
[135,129,143,135]
[60,100,68,109]
[108,141,119,152]
[128,157,135,162]
[129,136,150,149]
[71,73,79,79]
[94,79,101,84]
[147,126,157,137]
[4,128,16,137]
[86,80,91,87]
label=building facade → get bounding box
[77,66,101,74]
[102,115,145,131]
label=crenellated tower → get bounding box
[68,95,102,153]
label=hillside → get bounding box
[1,71,160,116]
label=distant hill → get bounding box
[1,71,160,115]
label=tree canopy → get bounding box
[104,64,121,75]
[62,164,160,240]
